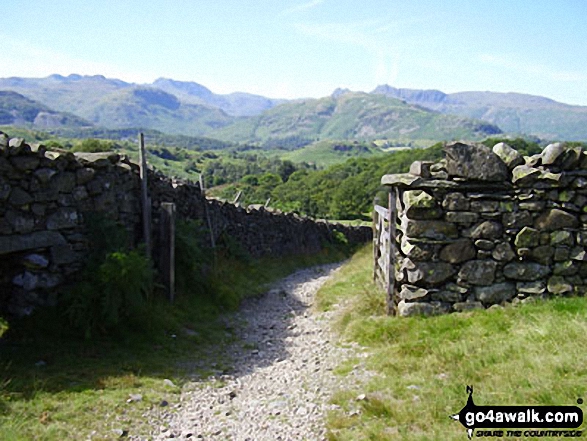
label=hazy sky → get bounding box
[3,0,587,104]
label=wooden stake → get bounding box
[138,133,151,257]
[199,174,216,249]
[160,202,176,303]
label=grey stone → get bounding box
[439,239,476,264]
[409,161,433,178]
[517,281,546,295]
[534,208,578,231]
[13,271,39,291]
[578,231,587,246]
[380,173,419,187]
[398,300,435,317]
[406,261,456,286]
[0,182,10,200]
[10,155,40,171]
[514,226,540,248]
[23,253,49,269]
[399,285,429,301]
[475,239,495,251]
[554,260,579,276]
[518,201,545,211]
[442,192,469,211]
[8,137,25,148]
[8,187,33,206]
[458,260,497,286]
[51,172,76,193]
[46,208,79,230]
[512,164,541,185]
[470,200,499,213]
[553,247,570,262]
[445,211,478,224]
[502,211,533,228]
[5,210,35,233]
[444,142,509,181]
[0,231,66,255]
[432,290,463,303]
[492,242,516,262]
[400,238,437,261]
[550,230,574,246]
[570,247,587,261]
[76,167,95,185]
[34,168,57,184]
[468,221,503,240]
[453,301,484,312]
[493,142,524,169]
[572,177,587,189]
[72,186,89,201]
[503,262,550,281]
[541,142,566,166]
[475,282,516,304]
[531,245,554,265]
[403,219,458,240]
[403,190,442,220]
[547,276,573,295]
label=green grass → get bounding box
[0,247,351,440]
[316,245,587,440]
[282,140,385,167]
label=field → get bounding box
[316,246,587,440]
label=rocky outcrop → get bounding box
[381,141,587,316]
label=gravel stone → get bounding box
[146,263,369,441]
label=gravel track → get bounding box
[152,262,368,441]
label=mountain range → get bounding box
[0,74,586,145]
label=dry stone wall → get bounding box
[0,132,370,317]
[382,141,587,316]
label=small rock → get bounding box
[163,379,176,388]
[127,394,143,403]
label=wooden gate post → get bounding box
[160,202,176,303]
[138,133,152,257]
[386,189,397,315]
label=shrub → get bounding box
[71,138,113,153]
[63,249,153,338]
[0,316,8,338]
[175,219,211,297]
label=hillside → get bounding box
[209,91,501,146]
[373,85,587,141]
[85,87,234,136]
[279,140,385,167]
[152,78,285,117]
[0,91,91,128]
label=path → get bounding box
[153,262,367,441]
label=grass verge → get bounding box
[0,246,350,441]
[316,245,587,440]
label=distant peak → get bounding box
[331,88,351,98]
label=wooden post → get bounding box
[199,174,216,249]
[372,202,379,283]
[233,190,242,204]
[386,189,398,315]
[160,202,176,303]
[138,133,151,257]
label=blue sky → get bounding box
[3,0,587,105]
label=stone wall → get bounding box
[0,132,371,316]
[382,141,587,316]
